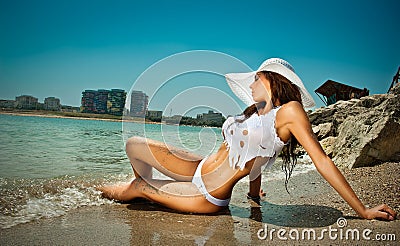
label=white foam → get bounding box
[0,187,114,229]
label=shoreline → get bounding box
[0,110,219,127]
[1,162,398,245]
[0,110,152,124]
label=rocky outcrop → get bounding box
[308,84,400,169]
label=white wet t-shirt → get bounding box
[222,107,286,170]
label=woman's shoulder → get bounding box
[279,101,304,113]
[277,101,308,122]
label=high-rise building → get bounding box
[81,89,127,114]
[81,90,97,113]
[15,95,38,109]
[130,90,148,117]
[44,97,61,111]
[107,89,126,116]
[94,89,109,114]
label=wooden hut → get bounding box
[315,80,368,106]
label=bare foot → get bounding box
[97,179,142,201]
[96,185,120,200]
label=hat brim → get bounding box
[225,62,315,108]
[225,71,256,106]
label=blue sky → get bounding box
[0,0,399,116]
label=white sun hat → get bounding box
[225,58,315,108]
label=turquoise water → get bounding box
[0,114,314,229]
[0,114,223,228]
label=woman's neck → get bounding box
[257,101,274,115]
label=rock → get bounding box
[308,107,336,126]
[308,83,400,169]
[319,136,336,158]
[333,113,400,168]
[312,123,334,140]
[354,94,388,108]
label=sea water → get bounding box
[0,114,315,229]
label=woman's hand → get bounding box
[246,189,266,206]
[362,204,397,221]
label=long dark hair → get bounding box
[239,71,303,193]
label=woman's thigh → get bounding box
[136,178,222,213]
[126,136,203,181]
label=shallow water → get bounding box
[0,114,314,229]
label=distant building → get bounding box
[61,105,80,112]
[146,110,162,118]
[197,110,225,127]
[36,102,45,110]
[164,115,182,125]
[146,110,163,121]
[15,95,38,109]
[0,100,16,109]
[315,80,369,106]
[200,110,224,122]
[107,89,126,116]
[44,97,61,111]
[81,89,127,114]
[94,89,109,114]
[130,91,148,117]
[81,90,97,113]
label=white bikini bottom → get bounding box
[191,157,231,207]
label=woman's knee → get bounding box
[126,136,147,145]
[125,136,146,153]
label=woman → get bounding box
[99,58,396,220]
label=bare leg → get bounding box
[98,178,222,214]
[131,158,153,179]
[126,136,204,181]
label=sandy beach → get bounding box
[0,162,398,245]
[0,110,172,125]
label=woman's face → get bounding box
[249,72,272,103]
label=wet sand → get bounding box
[1,162,399,245]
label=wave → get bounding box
[0,176,119,229]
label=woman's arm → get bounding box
[249,174,262,197]
[247,175,262,205]
[279,102,396,220]
[248,175,266,205]
[248,164,266,204]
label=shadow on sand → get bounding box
[125,198,342,228]
[229,201,343,228]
